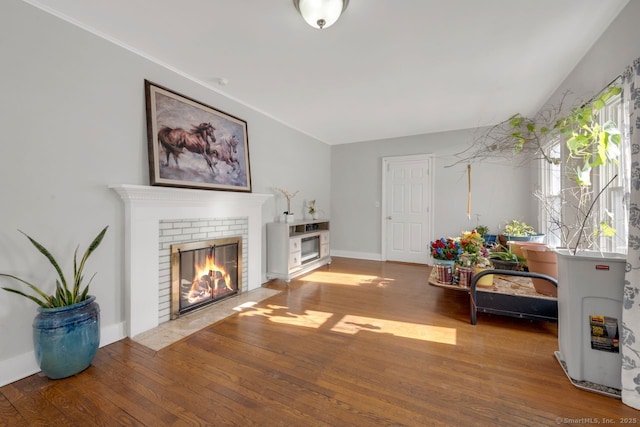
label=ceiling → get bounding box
[25,0,629,145]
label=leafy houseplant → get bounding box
[488,244,521,270]
[475,225,489,238]
[504,220,536,237]
[1,226,108,307]
[489,244,520,262]
[1,226,108,379]
[459,85,622,253]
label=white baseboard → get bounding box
[0,321,127,387]
[100,321,127,347]
[0,351,39,387]
[330,250,382,261]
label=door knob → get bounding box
[386,216,392,220]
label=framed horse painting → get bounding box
[144,80,252,192]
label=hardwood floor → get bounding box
[1,257,637,426]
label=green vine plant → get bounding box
[452,85,623,254]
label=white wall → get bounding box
[330,128,536,260]
[0,0,329,385]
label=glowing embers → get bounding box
[187,252,233,304]
[170,237,242,319]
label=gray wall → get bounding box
[330,128,535,259]
[0,0,329,384]
[330,0,640,261]
[546,0,640,109]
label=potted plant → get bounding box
[458,230,493,287]
[307,199,318,220]
[502,219,545,243]
[276,188,299,223]
[1,226,108,379]
[475,224,496,247]
[429,237,462,284]
[488,244,521,270]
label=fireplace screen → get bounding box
[170,237,242,319]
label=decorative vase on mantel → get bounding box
[285,213,295,223]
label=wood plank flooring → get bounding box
[1,257,638,426]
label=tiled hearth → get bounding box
[133,286,280,350]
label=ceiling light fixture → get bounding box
[293,0,349,30]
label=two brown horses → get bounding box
[157,122,216,174]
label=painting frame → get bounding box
[144,80,252,192]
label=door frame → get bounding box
[381,154,435,262]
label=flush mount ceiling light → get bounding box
[293,0,350,30]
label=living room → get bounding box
[1,0,640,409]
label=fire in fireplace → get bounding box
[170,237,242,319]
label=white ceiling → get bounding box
[26,0,629,145]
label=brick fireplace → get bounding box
[110,184,271,337]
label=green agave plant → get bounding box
[1,226,108,308]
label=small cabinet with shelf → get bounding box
[267,219,331,282]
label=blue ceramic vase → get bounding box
[32,295,100,379]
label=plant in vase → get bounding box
[459,230,487,263]
[1,226,108,379]
[276,188,299,223]
[307,199,317,220]
[488,244,522,270]
[475,224,496,247]
[501,219,545,244]
[429,237,462,284]
[459,230,493,287]
[429,237,462,261]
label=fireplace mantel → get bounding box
[110,184,272,337]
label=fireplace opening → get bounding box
[170,237,242,319]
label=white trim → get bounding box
[330,250,382,261]
[0,351,39,387]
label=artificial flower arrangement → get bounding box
[430,237,462,261]
[458,229,491,267]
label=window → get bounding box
[537,90,628,254]
[538,140,562,248]
[596,93,627,253]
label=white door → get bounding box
[382,155,433,264]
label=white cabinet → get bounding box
[267,220,331,282]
